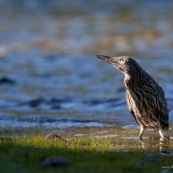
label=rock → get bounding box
[136,154,160,166]
[45,133,66,142]
[42,157,71,168]
[161,169,173,173]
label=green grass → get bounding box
[0,131,173,173]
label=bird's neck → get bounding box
[124,70,147,89]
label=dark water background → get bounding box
[0,0,173,129]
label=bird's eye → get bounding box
[118,59,125,65]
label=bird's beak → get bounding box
[96,55,115,64]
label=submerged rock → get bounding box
[0,77,16,85]
[20,97,62,109]
[26,98,45,108]
[42,157,71,168]
[45,133,66,142]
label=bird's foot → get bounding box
[137,137,146,148]
[160,136,165,142]
[159,136,169,144]
[138,137,145,145]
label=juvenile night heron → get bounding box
[96,55,169,141]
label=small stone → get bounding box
[42,157,71,168]
[136,155,160,166]
[161,169,173,173]
[45,133,66,142]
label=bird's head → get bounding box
[96,55,141,75]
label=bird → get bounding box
[96,55,169,142]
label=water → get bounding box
[0,53,172,129]
[0,0,173,130]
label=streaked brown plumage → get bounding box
[96,55,169,141]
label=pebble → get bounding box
[42,157,71,168]
[45,133,66,142]
[136,154,160,166]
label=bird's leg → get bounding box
[138,126,145,141]
[159,129,165,142]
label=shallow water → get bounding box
[55,126,173,153]
[0,1,172,131]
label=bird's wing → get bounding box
[126,90,139,124]
[143,81,168,125]
[147,84,169,130]
[127,81,169,130]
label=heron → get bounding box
[96,55,169,141]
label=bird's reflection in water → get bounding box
[139,136,171,155]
